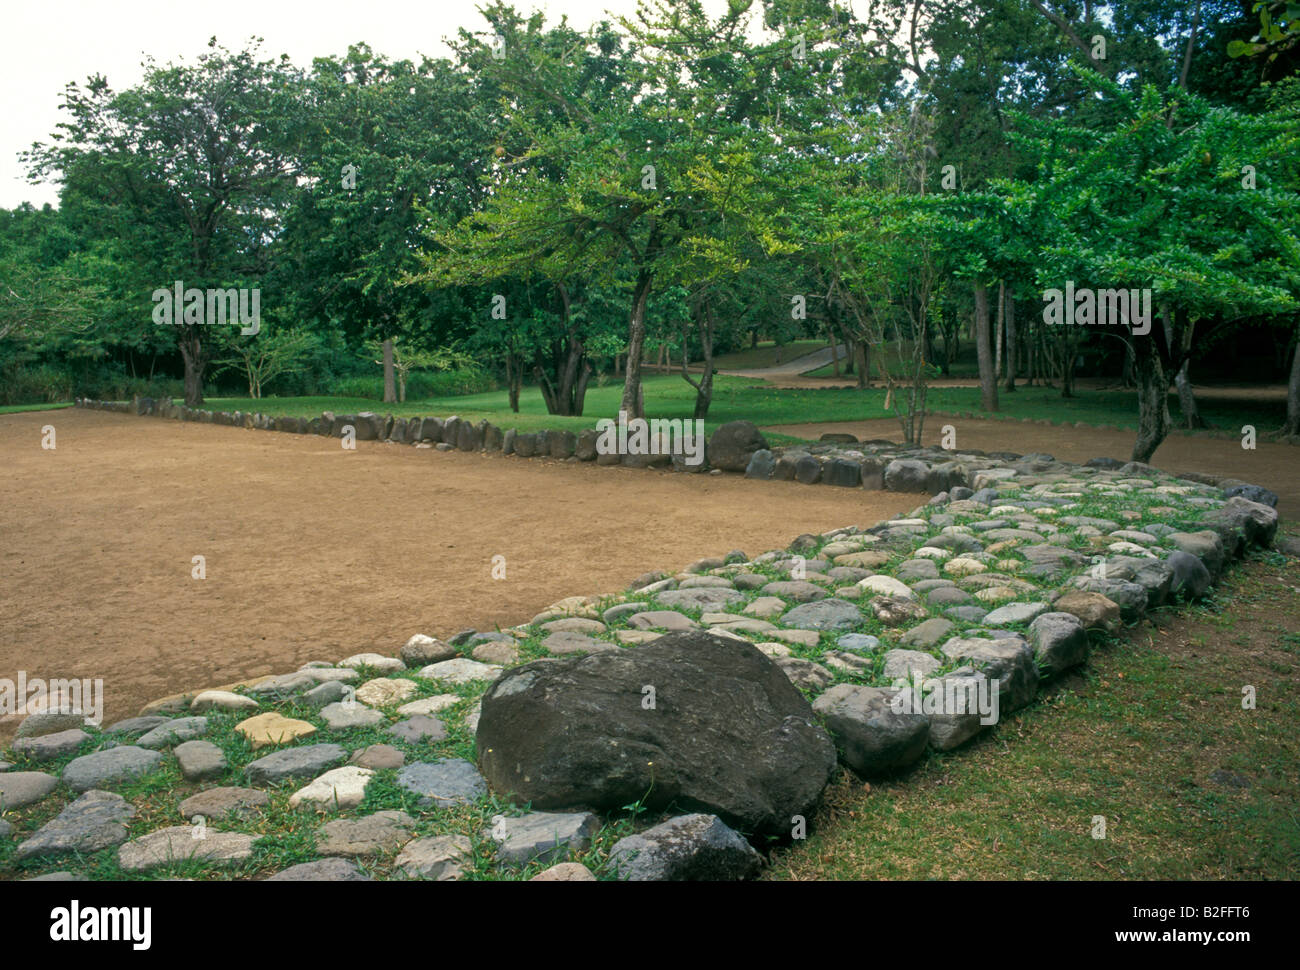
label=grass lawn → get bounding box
[195,374,1287,441]
[0,402,74,415]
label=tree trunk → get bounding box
[974,281,998,411]
[1131,336,1172,463]
[995,281,1005,380]
[1284,324,1300,438]
[179,328,205,407]
[1004,294,1017,392]
[382,339,396,403]
[620,270,652,419]
[1173,359,1206,429]
[854,340,869,389]
[828,324,840,377]
[505,352,521,412]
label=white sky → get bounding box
[2,0,811,210]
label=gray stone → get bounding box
[1166,550,1212,599]
[477,632,836,838]
[744,450,775,479]
[317,810,415,858]
[940,636,1038,713]
[708,421,769,472]
[780,597,863,632]
[897,618,955,649]
[794,455,823,485]
[302,680,350,709]
[882,649,942,682]
[387,715,448,744]
[14,790,135,860]
[137,716,208,749]
[655,587,744,611]
[542,631,615,655]
[397,759,488,808]
[813,685,930,775]
[16,711,87,739]
[179,787,269,821]
[174,740,226,781]
[884,459,931,492]
[981,602,1049,626]
[63,746,164,793]
[400,634,457,667]
[103,716,172,737]
[395,835,472,881]
[837,633,881,653]
[12,728,89,762]
[1168,531,1226,579]
[491,811,600,865]
[118,826,258,871]
[245,744,347,786]
[627,609,697,631]
[320,702,384,731]
[1026,612,1088,677]
[349,744,406,771]
[267,858,373,881]
[608,813,762,881]
[760,580,827,603]
[925,672,995,750]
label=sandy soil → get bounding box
[0,409,920,730]
[765,417,1300,513]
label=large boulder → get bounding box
[706,421,768,472]
[812,685,929,776]
[476,630,836,838]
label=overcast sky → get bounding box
[1,0,789,210]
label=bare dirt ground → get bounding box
[766,417,1300,513]
[0,409,919,731]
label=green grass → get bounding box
[0,401,74,415]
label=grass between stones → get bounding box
[0,465,1289,880]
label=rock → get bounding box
[940,636,1037,713]
[179,787,269,821]
[884,459,931,492]
[137,716,209,749]
[15,711,86,738]
[401,634,456,666]
[923,671,997,750]
[63,747,164,793]
[190,691,259,714]
[351,678,416,708]
[607,814,762,881]
[870,596,928,627]
[289,766,374,810]
[395,834,473,880]
[858,575,916,600]
[826,459,862,488]
[1068,575,1148,623]
[397,694,460,717]
[387,715,447,745]
[341,653,407,673]
[473,641,520,665]
[882,649,941,681]
[1166,550,1212,599]
[1050,589,1121,632]
[119,826,258,871]
[1026,612,1088,676]
[897,618,955,649]
[837,633,881,653]
[15,790,135,860]
[317,810,415,857]
[397,760,488,808]
[302,681,350,709]
[1168,531,1227,579]
[245,744,347,786]
[12,728,89,762]
[1222,483,1278,507]
[236,713,317,749]
[315,701,381,731]
[794,455,823,484]
[531,862,597,881]
[707,421,768,472]
[174,740,227,781]
[491,811,600,865]
[982,602,1049,626]
[780,598,863,631]
[267,858,373,881]
[418,658,502,684]
[477,631,836,837]
[349,744,406,771]
[812,685,930,775]
[103,716,172,737]
[656,587,744,611]
[760,580,827,603]
[745,450,776,479]
[628,610,696,631]
[543,631,615,655]
[1202,497,1278,550]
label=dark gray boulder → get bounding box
[607,813,763,881]
[707,421,769,473]
[476,631,836,838]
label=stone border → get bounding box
[70,397,1282,507]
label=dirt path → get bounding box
[765,417,1300,513]
[0,409,919,731]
